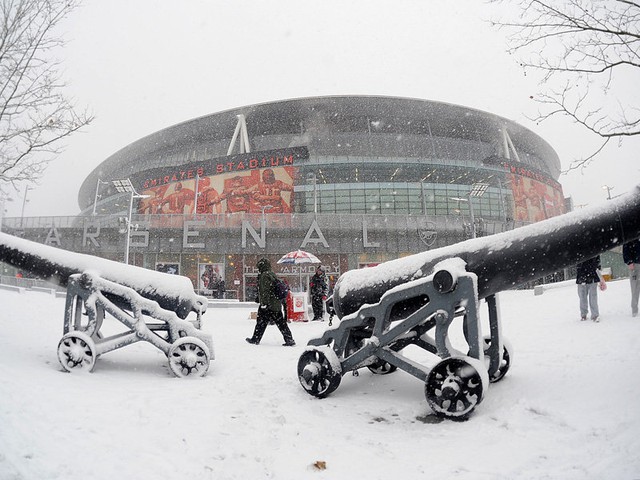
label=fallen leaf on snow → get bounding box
[312,461,327,471]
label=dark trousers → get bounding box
[311,295,324,320]
[250,307,294,344]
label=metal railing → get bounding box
[0,274,62,291]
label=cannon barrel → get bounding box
[333,184,640,319]
[0,232,206,319]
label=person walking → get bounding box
[309,265,329,321]
[279,278,290,323]
[246,258,295,346]
[576,255,606,322]
[623,238,640,317]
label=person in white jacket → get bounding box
[623,239,640,317]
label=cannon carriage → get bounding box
[299,262,508,419]
[0,232,212,377]
[298,185,640,419]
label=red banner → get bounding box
[138,165,296,215]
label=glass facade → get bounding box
[295,157,513,221]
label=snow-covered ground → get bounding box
[1,279,639,479]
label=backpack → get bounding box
[274,277,290,301]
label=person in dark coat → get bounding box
[622,238,640,317]
[309,265,329,321]
[246,258,295,346]
[576,255,605,322]
[217,279,226,300]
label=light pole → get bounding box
[20,185,30,228]
[0,192,13,233]
[602,184,614,200]
[450,196,470,238]
[261,204,273,228]
[260,204,273,251]
[307,173,317,217]
[450,197,468,213]
[468,195,477,238]
[497,177,508,223]
[112,179,149,265]
[193,174,200,217]
[467,183,489,239]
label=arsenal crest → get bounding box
[418,222,437,247]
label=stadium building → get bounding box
[3,96,568,300]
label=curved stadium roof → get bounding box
[78,96,560,210]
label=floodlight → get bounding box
[112,179,135,193]
[469,183,489,197]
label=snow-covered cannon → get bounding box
[298,185,640,419]
[0,232,212,377]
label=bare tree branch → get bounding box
[0,0,93,186]
[490,0,640,169]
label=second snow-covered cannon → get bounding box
[298,185,640,419]
[0,232,212,377]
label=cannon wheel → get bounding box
[483,337,513,383]
[167,337,210,378]
[367,358,398,375]
[57,331,97,373]
[298,347,342,398]
[425,356,488,420]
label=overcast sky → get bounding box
[4,0,639,217]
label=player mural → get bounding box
[508,173,565,222]
[195,176,222,214]
[135,147,305,215]
[483,157,566,223]
[160,182,195,214]
[140,185,170,214]
[214,175,253,213]
[139,182,196,215]
[250,168,294,213]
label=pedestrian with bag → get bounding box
[623,238,640,317]
[576,255,606,322]
[246,258,295,346]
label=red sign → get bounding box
[135,148,306,215]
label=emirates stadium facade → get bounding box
[6,96,567,300]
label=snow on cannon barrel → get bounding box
[0,232,205,319]
[298,185,640,420]
[0,232,213,378]
[333,184,640,320]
